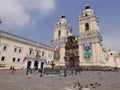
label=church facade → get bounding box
[52,5,120,68]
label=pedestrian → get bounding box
[29,67,32,74]
[80,67,83,72]
[26,67,29,75]
[77,66,81,74]
[39,68,43,77]
[59,67,62,79]
[11,66,15,75]
[71,67,74,74]
[75,67,77,75]
[64,69,66,77]
[9,66,12,71]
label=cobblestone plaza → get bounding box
[0,70,120,90]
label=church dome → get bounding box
[56,14,69,25]
[83,5,94,15]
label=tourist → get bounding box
[39,68,43,77]
[10,66,15,75]
[64,69,67,77]
[59,67,62,79]
[9,66,12,71]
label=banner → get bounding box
[83,42,92,58]
[54,43,60,59]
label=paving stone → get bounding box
[0,70,120,90]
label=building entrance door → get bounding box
[27,61,31,69]
[34,60,39,70]
[69,58,75,68]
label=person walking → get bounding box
[39,68,43,77]
[10,66,15,75]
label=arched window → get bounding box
[85,23,89,30]
[85,14,87,17]
[29,48,33,55]
[42,51,46,57]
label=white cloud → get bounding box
[0,0,30,29]
[18,0,56,14]
[0,0,56,30]
[38,0,56,14]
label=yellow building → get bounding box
[0,30,53,69]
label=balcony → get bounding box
[26,54,46,61]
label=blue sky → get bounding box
[0,0,120,52]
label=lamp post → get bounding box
[50,61,55,69]
[0,19,2,24]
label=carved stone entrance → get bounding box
[69,57,75,68]
[64,36,79,68]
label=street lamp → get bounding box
[0,19,2,24]
[50,61,55,69]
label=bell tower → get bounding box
[78,5,99,34]
[52,14,72,66]
[78,5,105,67]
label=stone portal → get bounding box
[64,36,79,68]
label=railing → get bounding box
[26,54,46,60]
